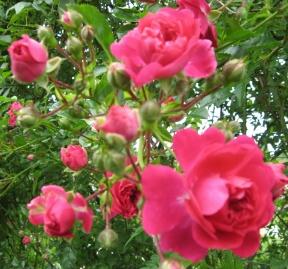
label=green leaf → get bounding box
[6,2,32,16]
[70,4,114,60]
[0,35,12,46]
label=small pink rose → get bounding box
[268,163,288,199]
[7,101,23,127]
[60,145,88,171]
[111,8,217,86]
[96,105,140,142]
[8,35,48,83]
[22,236,31,245]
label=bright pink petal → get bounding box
[232,231,260,258]
[23,35,48,63]
[172,127,225,172]
[142,165,187,234]
[160,220,208,262]
[184,40,217,78]
[193,176,228,215]
[41,185,66,197]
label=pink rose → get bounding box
[8,35,48,83]
[27,185,93,237]
[60,145,88,171]
[7,101,23,127]
[268,163,288,199]
[22,236,31,245]
[110,179,141,219]
[61,11,73,25]
[177,0,218,47]
[95,105,140,142]
[111,8,216,86]
[142,127,277,262]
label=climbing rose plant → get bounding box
[3,0,288,268]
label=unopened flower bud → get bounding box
[105,133,127,151]
[66,36,82,60]
[81,25,94,44]
[92,151,105,171]
[205,72,224,90]
[223,59,246,83]
[140,101,161,125]
[214,120,240,140]
[61,10,83,29]
[37,26,57,48]
[27,154,34,161]
[17,106,39,128]
[104,151,125,175]
[97,228,118,248]
[159,260,185,269]
[46,57,63,76]
[107,62,131,90]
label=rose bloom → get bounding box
[27,185,93,237]
[60,145,88,171]
[268,163,288,199]
[7,101,23,127]
[177,0,217,47]
[110,179,141,219]
[111,8,216,86]
[95,105,140,142]
[8,35,48,83]
[22,235,31,245]
[141,127,284,262]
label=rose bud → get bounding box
[61,10,83,29]
[7,101,23,127]
[159,260,185,269]
[104,151,125,175]
[22,236,31,245]
[96,105,140,142]
[66,36,83,60]
[107,62,131,90]
[60,145,88,171]
[17,106,39,128]
[92,151,105,172]
[97,228,118,248]
[8,35,48,83]
[223,59,246,83]
[140,101,161,128]
[81,25,94,44]
[37,25,57,48]
[27,154,35,161]
[105,133,127,151]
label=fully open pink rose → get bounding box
[111,8,216,86]
[7,101,23,127]
[96,105,140,142]
[27,185,93,237]
[177,0,218,48]
[110,179,141,219]
[60,145,88,171]
[8,35,48,83]
[142,127,278,262]
[268,163,288,199]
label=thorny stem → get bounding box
[56,44,82,71]
[86,187,106,202]
[41,104,66,118]
[49,77,74,90]
[126,147,141,180]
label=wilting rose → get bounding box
[8,35,48,83]
[142,127,279,262]
[111,8,216,86]
[60,145,88,171]
[110,179,141,219]
[95,105,140,142]
[22,236,31,245]
[7,101,23,127]
[268,163,288,199]
[27,185,93,237]
[177,0,218,47]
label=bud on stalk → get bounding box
[140,101,161,129]
[66,36,83,60]
[61,10,83,29]
[104,151,125,175]
[81,25,94,44]
[223,59,246,83]
[37,26,57,48]
[97,228,118,248]
[107,62,131,90]
[17,106,39,128]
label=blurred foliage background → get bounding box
[0,0,288,268]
